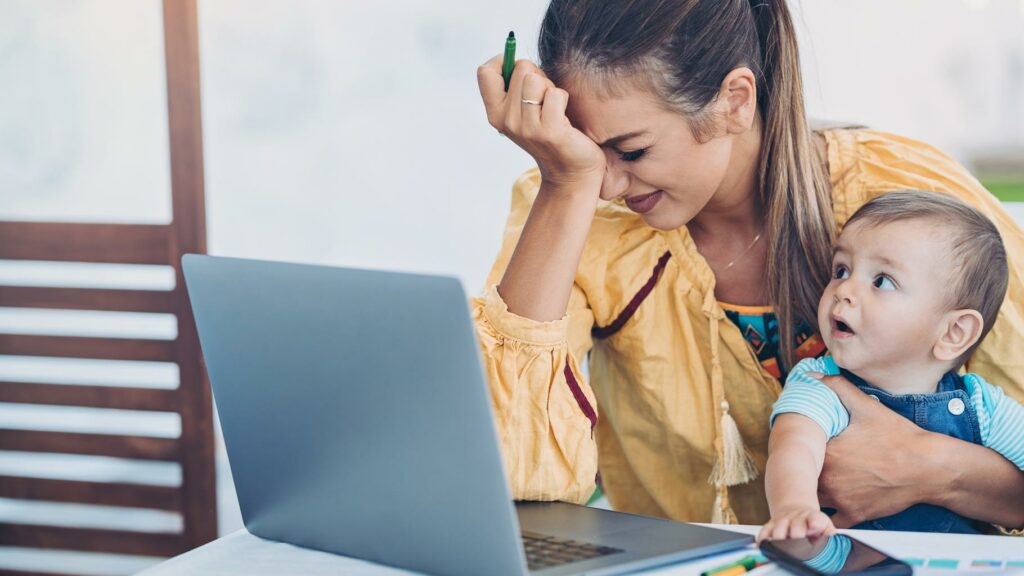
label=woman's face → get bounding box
[563,79,736,230]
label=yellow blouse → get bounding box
[470,129,1024,528]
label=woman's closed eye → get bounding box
[618,148,647,162]
[873,274,897,291]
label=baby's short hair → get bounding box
[844,191,1008,366]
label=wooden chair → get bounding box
[0,0,217,570]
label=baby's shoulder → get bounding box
[786,356,840,383]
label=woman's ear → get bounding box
[719,67,757,135]
[932,309,984,363]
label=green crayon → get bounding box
[502,31,516,91]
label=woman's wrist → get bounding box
[878,426,945,509]
[910,430,962,508]
[498,179,599,322]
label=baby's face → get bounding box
[818,219,953,380]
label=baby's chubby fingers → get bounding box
[807,512,836,537]
[769,516,796,542]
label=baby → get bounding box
[760,191,1024,540]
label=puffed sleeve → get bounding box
[470,168,599,504]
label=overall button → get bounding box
[947,398,966,416]
[868,394,880,401]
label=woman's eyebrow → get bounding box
[599,130,648,148]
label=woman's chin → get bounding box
[639,210,691,231]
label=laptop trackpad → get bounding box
[515,501,666,537]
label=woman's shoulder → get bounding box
[820,128,988,227]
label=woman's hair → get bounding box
[538,0,835,369]
[845,191,1009,367]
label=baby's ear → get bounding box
[932,309,984,363]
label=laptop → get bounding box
[182,255,752,576]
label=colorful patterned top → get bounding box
[719,303,826,381]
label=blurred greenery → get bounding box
[984,181,1024,202]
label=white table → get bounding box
[138,524,1024,576]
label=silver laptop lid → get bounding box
[183,255,527,576]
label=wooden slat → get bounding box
[0,334,176,362]
[0,523,185,557]
[0,430,179,461]
[164,0,218,550]
[0,222,172,265]
[0,286,175,313]
[0,476,181,511]
[0,382,178,411]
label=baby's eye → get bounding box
[873,275,897,291]
[833,265,849,280]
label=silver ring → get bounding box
[521,98,543,105]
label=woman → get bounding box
[473,0,1024,532]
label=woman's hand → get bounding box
[477,55,605,191]
[813,373,935,528]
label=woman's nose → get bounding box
[599,162,629,201]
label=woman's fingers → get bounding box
[476,54,507,130]
[509,64,554,132]
[475,56,604,186]
[818,374,877,422]
[541,87,570,131]
[518,72,547,132]
[477,56,542,132]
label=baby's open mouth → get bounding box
[833,318,855,335]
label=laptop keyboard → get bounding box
[521,530,623,571]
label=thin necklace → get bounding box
[717,229,763,272]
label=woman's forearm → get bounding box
[498,179,601,322]
[921,432,1024,529]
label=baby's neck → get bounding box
[845,363,948,395]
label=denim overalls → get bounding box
[839,369,983,534]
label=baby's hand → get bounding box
[757,507,836,542]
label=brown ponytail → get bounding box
[539,0,834,369]
[747,0,835,368]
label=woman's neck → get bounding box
[688,124,763,243]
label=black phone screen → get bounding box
[760,534,912,576]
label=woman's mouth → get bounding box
[624,190,663,214]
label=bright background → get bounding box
[1,1,1023,574]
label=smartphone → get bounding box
[760,534,912,576]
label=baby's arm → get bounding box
[970,376,1024,470]
[759,413,836,542]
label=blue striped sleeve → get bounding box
[966,374,1024,470]
[805,535,854,574]
[770,357,849,439]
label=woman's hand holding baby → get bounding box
[814,373,935,527]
